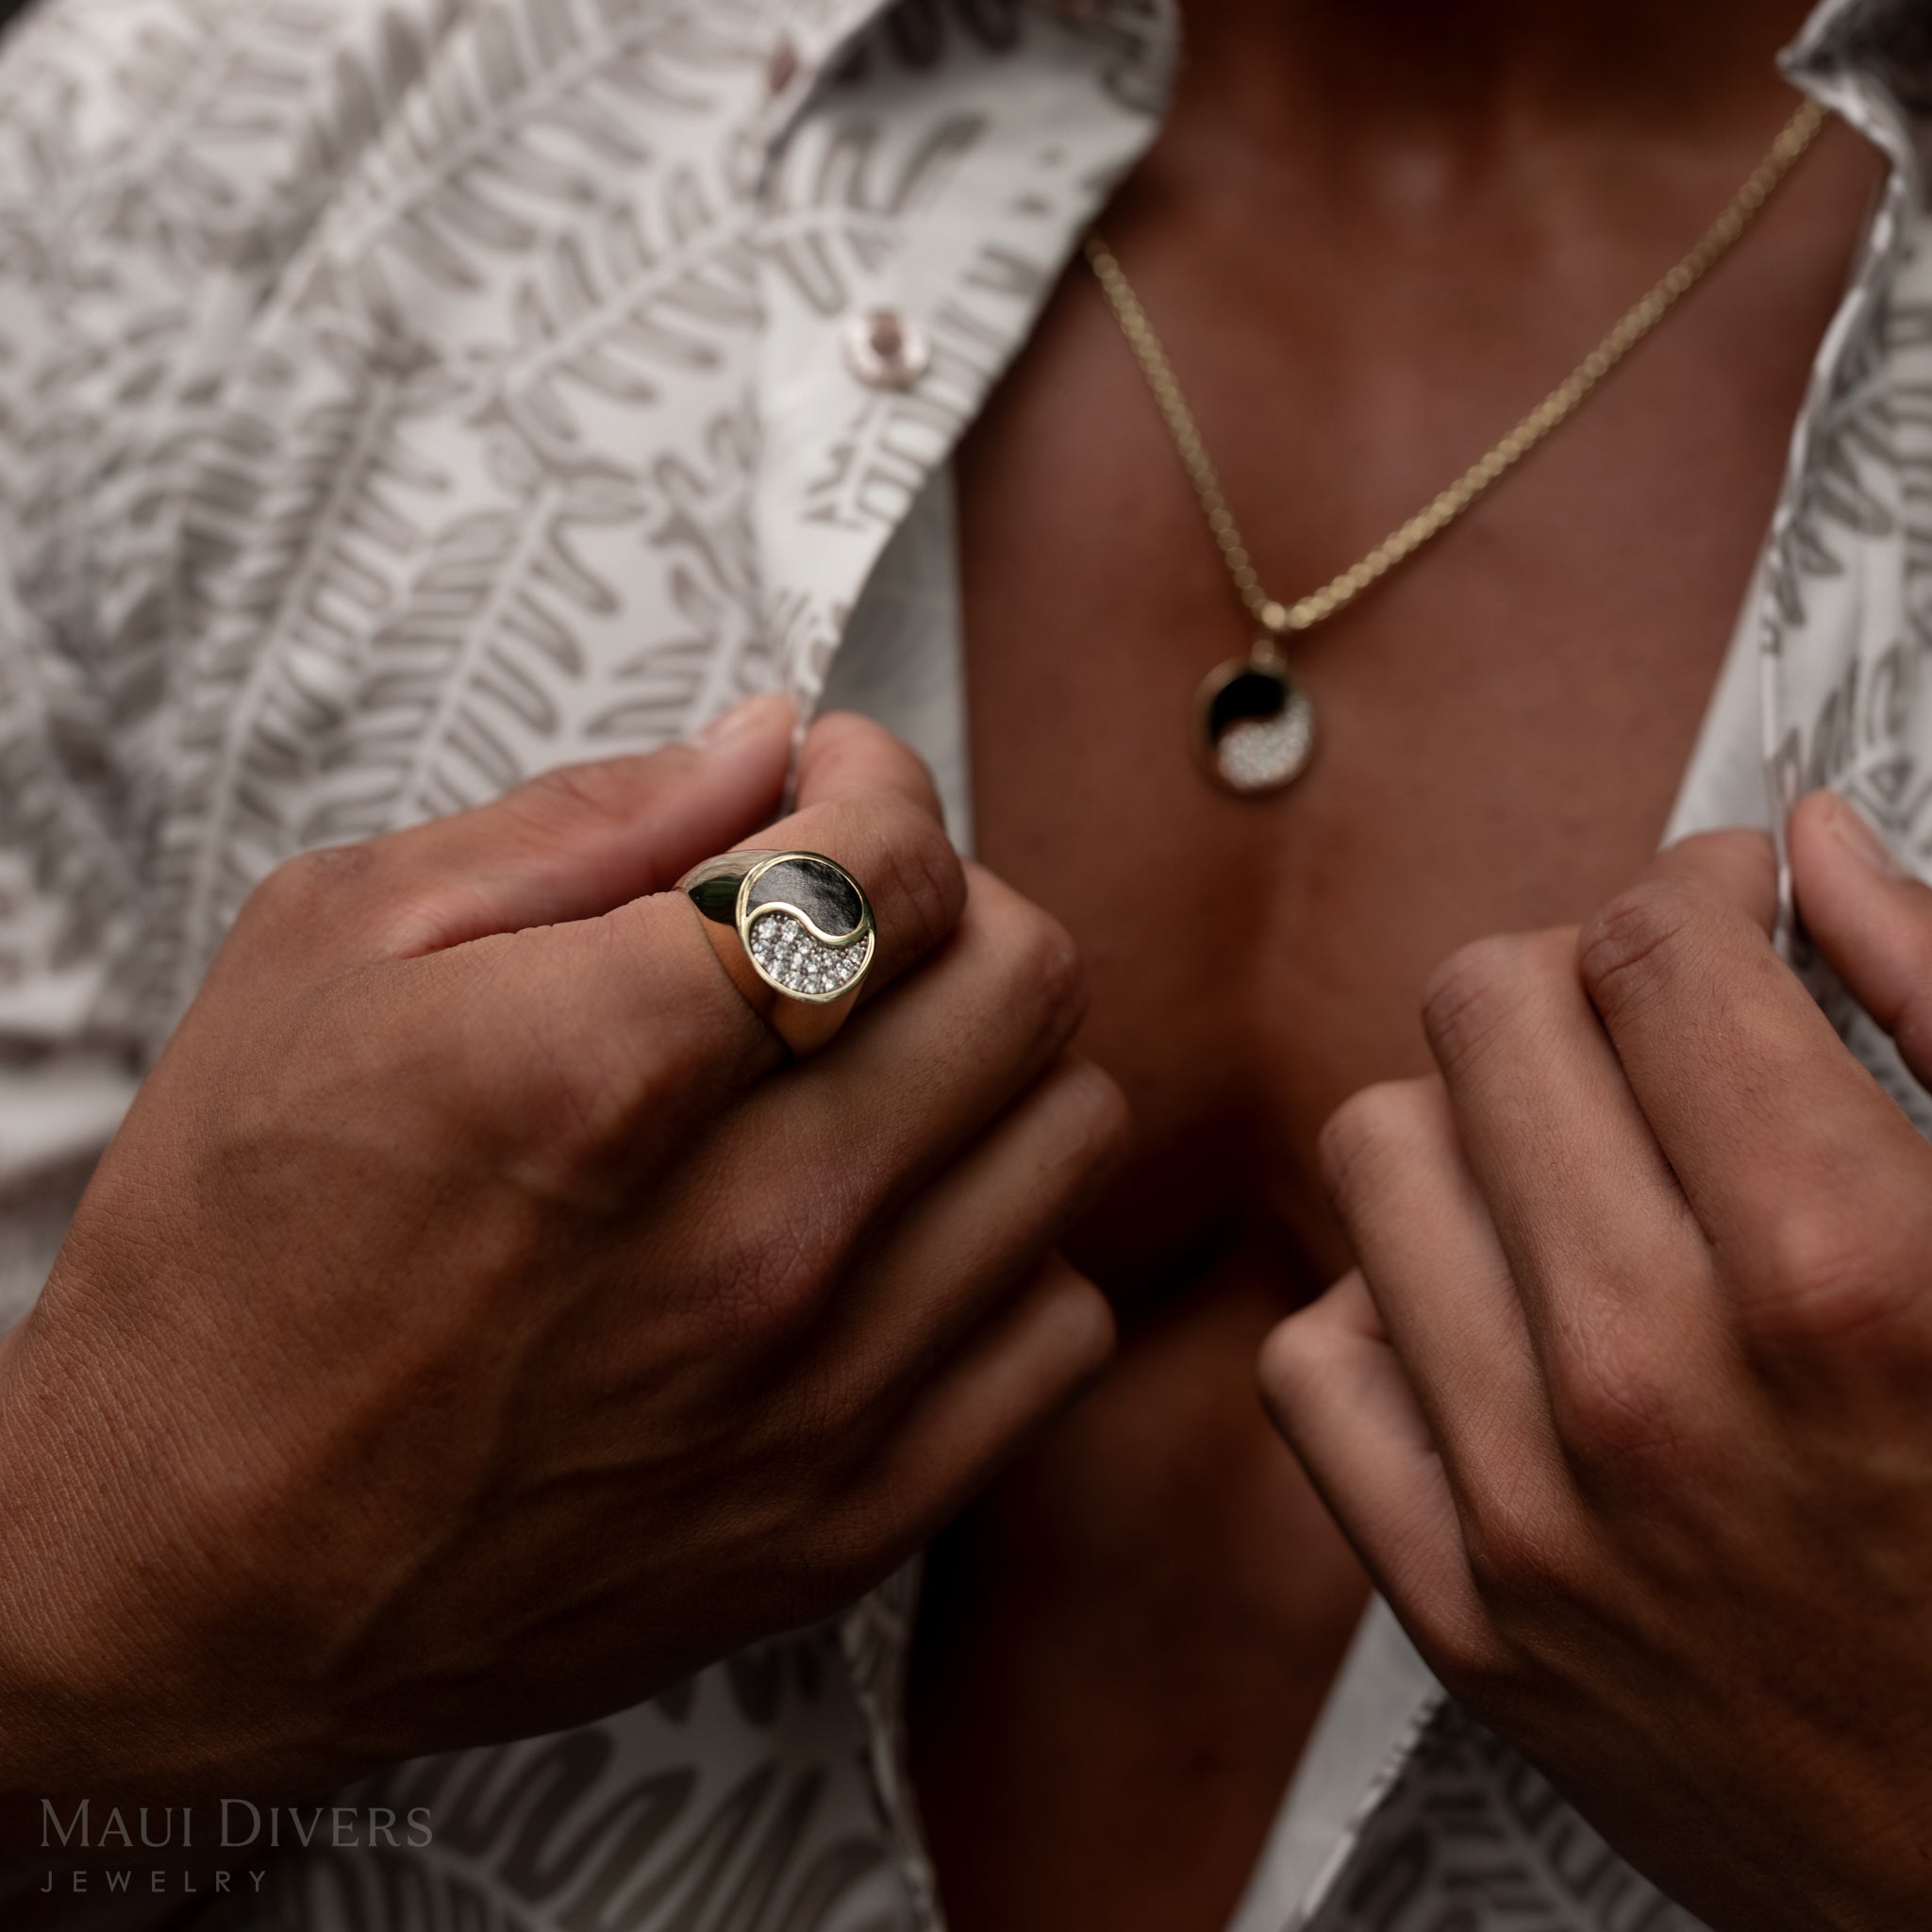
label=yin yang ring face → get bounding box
[676,847,878,1055]
[736,855,875,1004]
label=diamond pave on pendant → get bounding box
[1216,708,1314,793]
[747,911,871,999]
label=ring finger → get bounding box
[809,1052,1130,1407]
[687,862,1093,1287]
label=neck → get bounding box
[1173,0,1824,158]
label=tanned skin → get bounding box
[0,7,1907,1932]
[918,3,1885,1926]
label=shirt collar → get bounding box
[1790,0,1932,97]
[760,0,1158,175]
[1785,0,1932,199]
[765,0,1932,164]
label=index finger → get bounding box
[1575,827,1923,1270]
[791,708,949,822]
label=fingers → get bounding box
[791,708,947,824]
[1258,1274,1483,1657]
[757,711,966,999]
[1318,1077,1548,1488]
[1642,824,1780,933]
[430,715,970,1151]
[862,1254,1115,1554]
[1420,927,1714,1356]
[661,712,968,1057]
[1575,826,1923,1267]
[695,862,1090,1250]
[1790,790,1932,1088]
[231,695,795,978]
[809,1055,1130,1400]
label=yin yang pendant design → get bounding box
[1194,649,1316,795]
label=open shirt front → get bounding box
[0,0,1929,1926]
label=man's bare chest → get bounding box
[908,175,1865,1931]
[954,235,1821,1283]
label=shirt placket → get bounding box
[1763,2,1926,935]
[1756,4,1932,1144]
[744,3,1176,1918]
[747,0,1175,724]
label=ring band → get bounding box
[677,850,876,1053]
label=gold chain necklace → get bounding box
[1085,95,1828,796]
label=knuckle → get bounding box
[707,1209,839,1351]
[245,841,383,930]
[874,805,966,946]
[1057,1270,1119,1378]
[1011,906,1086,1032]
[787,1451,926,1613]
[1576,881,1697,1021]
[969,874,1087,1034]
[762,1370,871,1493]
[803,1501,903,1612]
[1740,1201,1919,1351]
[1317,1080,1432,1204]
[510,755,665,841]
[1460,1482,1575,1618]
[1257,1304,1332,1419]
[806,708,901,771]
[1408,1600,1520,1713]
[1420,933,1544,1068]
[1012,1263,1118,1405]
[1547,1327,1691,1478]
[1059,1059,1132,1173]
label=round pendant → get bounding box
[1194,655,1316,795]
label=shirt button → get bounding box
[843,308,930,391]
[766,35,799,95]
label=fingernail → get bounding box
[1830,794,1905,877]
[695,691,791,750]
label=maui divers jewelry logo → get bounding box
[37,1800,433,1898]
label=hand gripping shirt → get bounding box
[0,2,1928,1929]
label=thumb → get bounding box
[1790,789,1932,1086]
[349,692,795,959]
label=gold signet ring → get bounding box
[677,850,876,1055]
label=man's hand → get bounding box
[1260,791,1932,1932]
[0,698,1124,1833]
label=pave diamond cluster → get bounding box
[1217,708,1314,792]
[748,911,870,999]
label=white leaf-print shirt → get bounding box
[0,1,1928,1928]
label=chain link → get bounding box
[1084,96,1828,640]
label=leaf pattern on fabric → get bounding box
[0,4,1928,1931]
[197,1638,908,1932]
[1310,1706,1704,1932]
